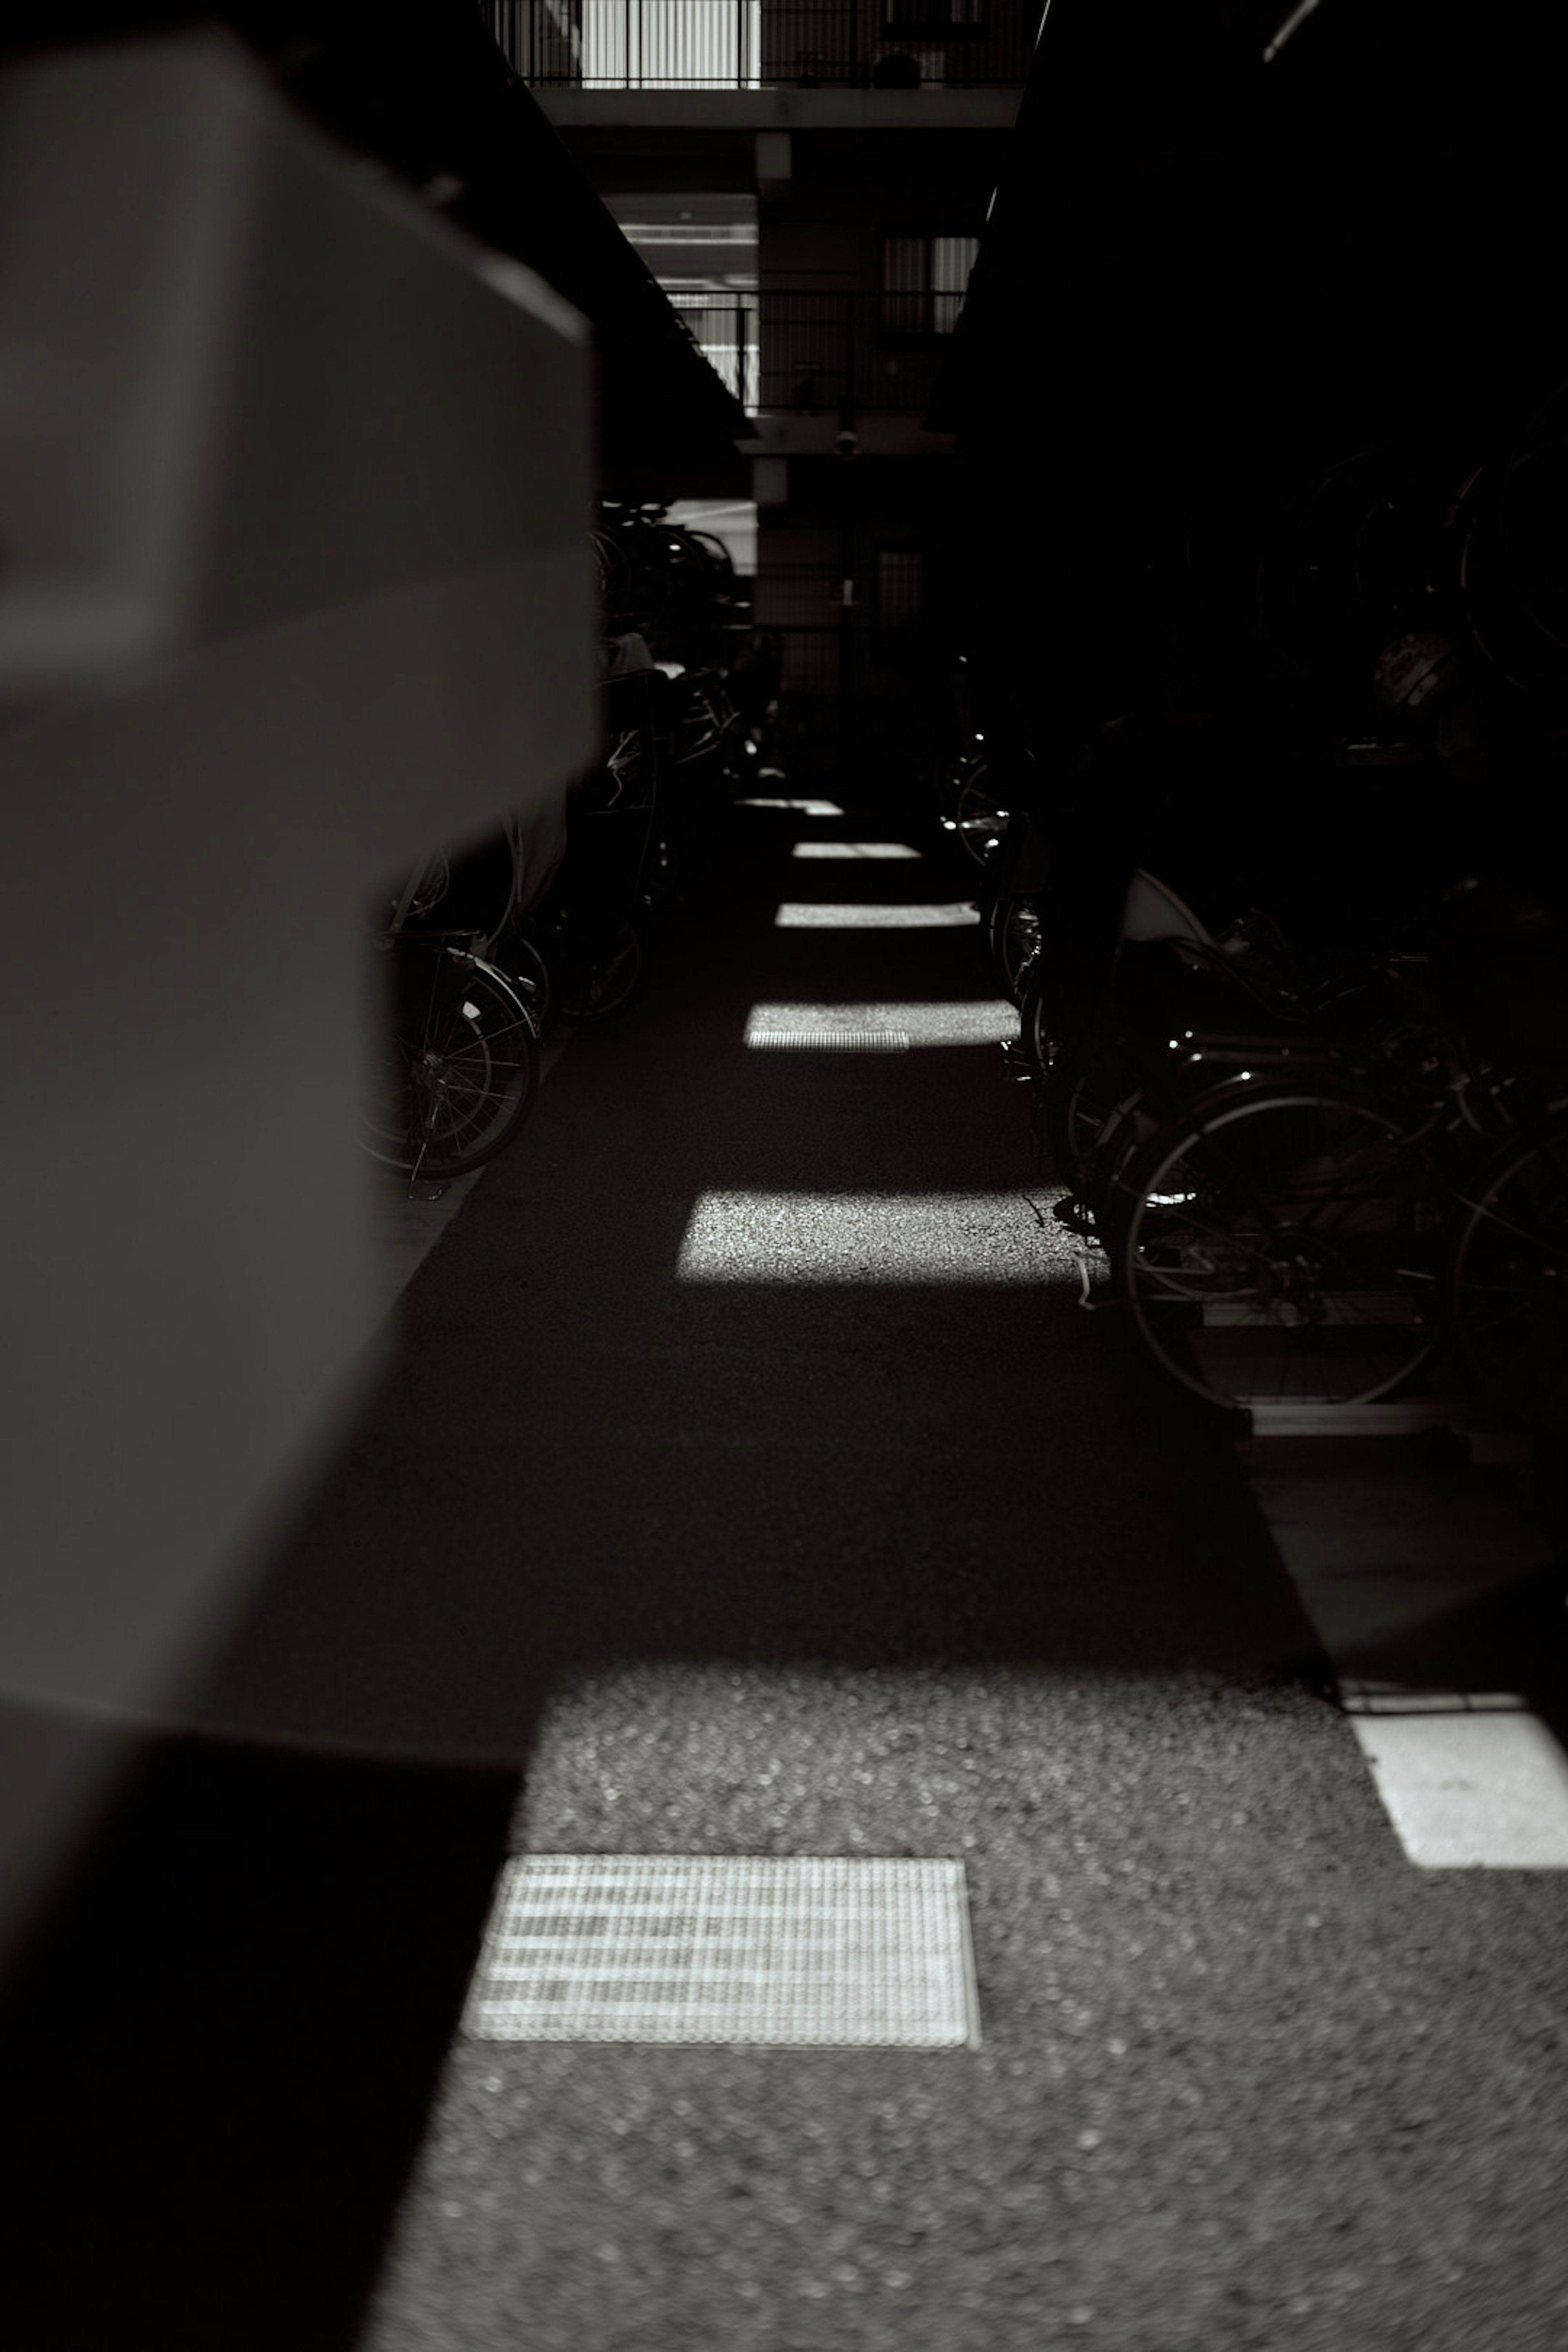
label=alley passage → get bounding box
[6,797,1567,2352]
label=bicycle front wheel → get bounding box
[365,946,539,1179]
[1114,1085,1442,1410]
[553,912,646,1020]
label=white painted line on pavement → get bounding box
[1243,1462,1568,1867]
[1339,1684,1530,1715]
[1350,1713,1568,1868]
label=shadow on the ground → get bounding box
[7,806,1550,2351]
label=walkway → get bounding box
[4,794,1567,2352]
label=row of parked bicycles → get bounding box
[944,416,1568,1428]
[363,499,783,1189]
[996,859,1567,1428]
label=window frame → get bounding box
[876,228,980,345]
[872,544,927,666]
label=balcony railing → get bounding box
[670,291,962,413]
[482,1,1034,87]
[670,295,760,410]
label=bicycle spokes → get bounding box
[1121,1094,1441,1408]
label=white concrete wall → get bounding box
[0,32,595,1954]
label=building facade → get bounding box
[484,0,1030,790]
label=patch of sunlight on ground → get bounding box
[745,1002,1018,1046]
[773,903,981,929]
[675,1190,1080,1283]
[790,842,924,860]
[736,797,845,815]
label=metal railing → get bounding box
[668,291,960,413]
[668,295,760,409]
[481,0,1033,87]
[748,564,847,770]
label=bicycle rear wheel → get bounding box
[365,944,539,1179]
[1445,1110,1568,1418]
[492,926,552,1033]
[954,759,1007,866]
[987,891,1042,1004]
[1115,1085,1442,1410]
[1038,1027,1136,1200]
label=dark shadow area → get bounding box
[0,1726,521,2352]
[1331,1557,1568,1741]
[4,804,1557,2349]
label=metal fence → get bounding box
[749,563,847,771]
[668,295,760,409]
[668,292,958,414]
[481,0,1034,87]
[760,291,954,414]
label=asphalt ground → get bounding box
[2,795,1567,2352]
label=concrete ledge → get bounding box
[535,87,1022,131]
[737,414,956,456]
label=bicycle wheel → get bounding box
[1114,1085,1443,1409]
[553,912,646,1020]
[592,528,644,635]
[987,891,1042,1004]
[1015,949,1055,1075]
[1038,1027,1136,1200]
[365,945,539,1179]
[493,927,552,1033]
[954,759,1008,867]
[1445,1111,1568,1417]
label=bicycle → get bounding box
[936,750,1010,871]
[365,855,541,1188]
[1096,981,1546,1413]
[1444,1097,1568,1421]
[1015,868,1306,1201]
[1002,847,1566,1414]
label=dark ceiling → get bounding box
[930,0,1566,735]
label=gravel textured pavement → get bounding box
[3,795,1565,2352]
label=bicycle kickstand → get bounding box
[405,1136,448,1205]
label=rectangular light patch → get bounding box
[676,1190,1076,1283]
[774,902,980,928]
[791,842,923,859]
[736,797,845,815]
[463,1855,982,2046]
[746,1002,1018,1048]
[748,1029,910,1053]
